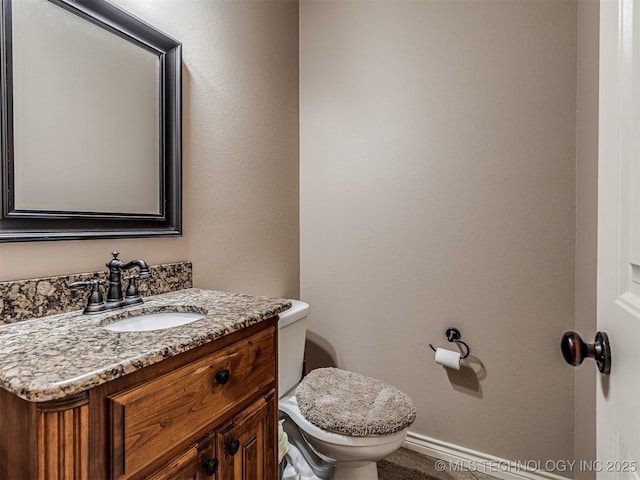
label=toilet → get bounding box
[278,300,416,480]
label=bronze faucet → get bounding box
[68,251,151,314]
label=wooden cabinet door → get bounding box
[146,433,219,480]
[217,393,277,480]
[109,328,275,479]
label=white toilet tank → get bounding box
[278,299,310,398]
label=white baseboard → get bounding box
[403,431,570,480]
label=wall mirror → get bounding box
[0,0,181,242]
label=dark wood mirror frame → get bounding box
[0,0,182,242]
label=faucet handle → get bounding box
[68,280,106,314]
[122,274,147,306]
[137,268,151,279]
[67,280,91,292]
[68,279,105,290]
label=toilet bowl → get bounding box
[280,393,408,480]
[278,300,416,480]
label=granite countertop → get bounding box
[0,288,291,402]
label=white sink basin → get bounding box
[103,311,205,332]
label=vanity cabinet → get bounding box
[146,394,276,480]
[0,319,278,480]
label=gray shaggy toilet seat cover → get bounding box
[295,367,416,437]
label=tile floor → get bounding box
[385,448,501,480]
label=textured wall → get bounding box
[300,0,577,462]
[0,0,596,465]
[0,0,300,301]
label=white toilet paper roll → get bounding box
[435,348,461,370]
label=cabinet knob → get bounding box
[226,439,240,456]
[215,369,230,385]
[202,458,219,476]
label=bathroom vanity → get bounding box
[0,288,289,480]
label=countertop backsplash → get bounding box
[0,262,192,325]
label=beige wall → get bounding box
[0,0,300,300]
[0,0,598,465]
[300,0,577,462]
[574,0,599,473]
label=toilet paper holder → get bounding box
[429,327,470,359]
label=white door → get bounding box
[598,0,640,475]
